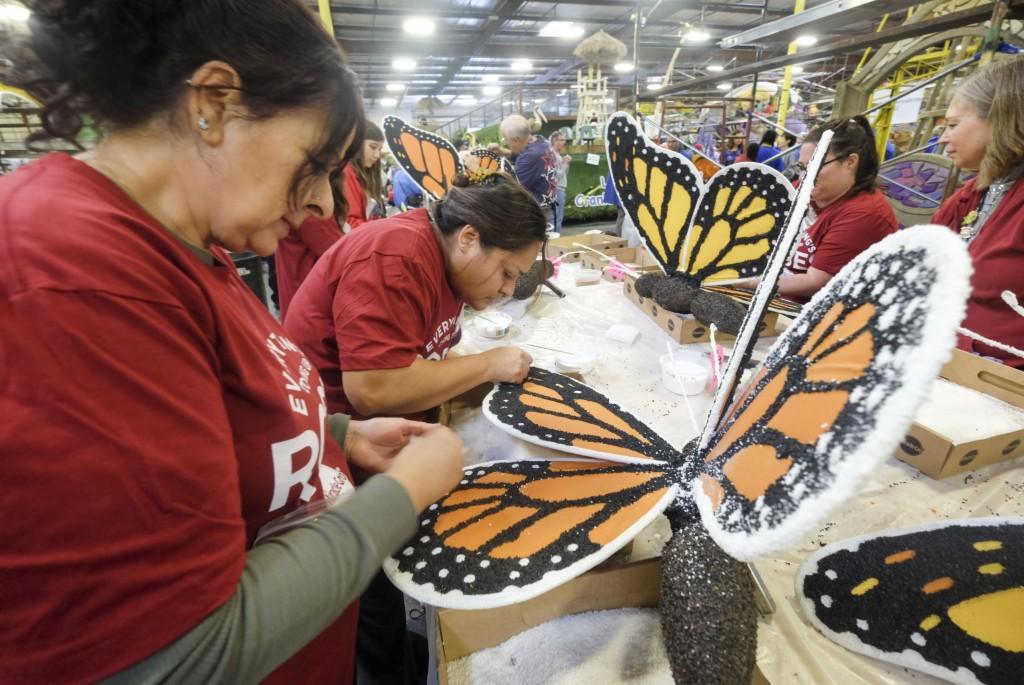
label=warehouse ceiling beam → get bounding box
[657,0,1016,95]
[427,0,525,97]
[719,0,923,47]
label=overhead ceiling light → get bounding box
[716,83,732,90]
[614,62,634,73]
[539,21,585,39]
[533,97,547,103]
[0,3,30,21]
[380,97,398,107]
[791,65,804,74]
[602,97,616,104]
[557,89,568,95]
[707,64,725,72]
[482,85,502,96]
[647,75,663,83]
[510,60,533,72]
[481,74,500,83]
[795,35,817,46]
[404,16,435,35]
[684,28,711,42]
[647,83,663,91]
[392,57,417,71]
[386,83,406,92]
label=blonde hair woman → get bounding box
[932,57,1024,367]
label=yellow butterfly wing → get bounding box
[681,162,796,285]
[605,112,701,273]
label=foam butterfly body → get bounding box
[798,518,1024,685]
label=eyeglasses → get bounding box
[795,155,845,179]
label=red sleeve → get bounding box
[343,166,367,230]
[1,288,244,680]
[333,253,434,371]
[811,208,896,275]
[297,216,343,257]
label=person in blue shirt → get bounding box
[499,114,558,227]
[754,129,785,171]
[390,168,422,209]
[884,139,897,160]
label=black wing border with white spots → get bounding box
[482,367,679,464]
[797,517,1024,685]
[383,458,677,610]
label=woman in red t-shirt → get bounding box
[774,116,897,301]
[342,120,387,230]
[930,58,1024,368]
[284,169,546,683]
[0,2,463,684]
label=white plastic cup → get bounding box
[659,355,710,395]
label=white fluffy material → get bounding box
[795,517,1024,685]
[696,226,973,561]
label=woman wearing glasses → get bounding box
[931,58,1024,368]
[774,116,898,300]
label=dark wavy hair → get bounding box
[804,115,880,198]
[431,172,547,251]
[16,0,364,207]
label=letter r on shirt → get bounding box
[269,430,321,511]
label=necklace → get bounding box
[960,163,1024,243]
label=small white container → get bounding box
[475,312,513,338]
[554,351,597,374]
[659,354,710,396]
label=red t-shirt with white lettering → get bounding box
[283,208,463,421]
[0,154,357,684]
[786,188,898,286]
[932,178,1024,368]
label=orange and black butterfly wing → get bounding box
[383,115,464,201]
[468,148,511,173]
[797,517,1024,684]
[483,367,678,464]
[693,226,972,561]
[383,458,677,609]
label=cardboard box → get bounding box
[580,247,663,281]
[897,349,1024,478]
[547,233,628,263]
[622,276,779,345]
[436,556,770,684]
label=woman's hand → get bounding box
[386,426,466,512]
[344,418,435,475]
[483,346,532,384]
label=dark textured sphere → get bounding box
[652,276,701,314]
[690,290,746,334]
[634,271,666,298]
[660,519,758,685]
[513,259,555,300]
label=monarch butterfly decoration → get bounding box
[798,518,1024,685]
[467,147,513,174]
[382,115,465,201]
[606,111,799,333]
[385,224,974,683]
